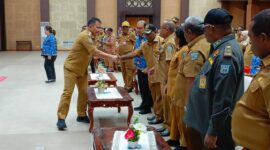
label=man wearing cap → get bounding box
[117,21,136,92]
[57,17,118,130]
[184,8,244,150]
[119,23,164,124]
[232,9,270,150]
[154,20,176,136]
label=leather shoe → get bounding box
[45,79,55,83]
[134,106,142,111]
[139,109,151,114]
[160,129,170,137]
[148,118,163,125]
[76,116,90,123]
[57,119,67,130]
[126,88,133,93]
[166,139,180,147]
[147,116,155,121]
[156,127,166,132]
[174,146,187,150]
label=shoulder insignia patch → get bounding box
[182,52,187,59]
[191,52,199,60]
[224,45,232,57]
[214,49,220,57]
[220,64,230,74]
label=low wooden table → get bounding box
[88,73,117,86]
[87,86,133,132]
[92,126,171,150]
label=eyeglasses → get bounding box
[96,26,104,30]
[203,24,215,30]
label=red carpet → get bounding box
[0,76,7,82]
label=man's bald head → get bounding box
[160,20,175,38]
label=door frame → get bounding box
[117,0,161,28]
[0,0,6,51]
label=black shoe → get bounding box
[166,139,180,147]
[148,118,163,125]
[174,146,187,150]
[127,88,133,93]
[139,109,151,114]
[147,116,155,121]
[134,106,142,111]
[57,119,67,130]
[45,79,55,83]
[76,116,90,123]
[160,129,170,137]
[106,69,114,72]
[156,127,166,132]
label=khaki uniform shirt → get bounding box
[117,32,136,55]
[167,46,189,97]
[232,55,270,150]
[175,35,210,106]
[243,43,253,67]
[104,35,116,54]
[64,29,96,76]
[134,36,163,83]
[157,34,176,84]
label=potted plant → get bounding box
[95,80,108,93]
[124,115,146,149]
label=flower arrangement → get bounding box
[95,80,108,89]
[95,80,108,93]
[124,115,146,148]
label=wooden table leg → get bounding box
[118,106,121,113]
[89,104,94,132]
[127,103,133,126]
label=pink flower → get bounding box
[124,129,135,140]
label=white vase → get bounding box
[98,88,105,93]
[127,141,138,149]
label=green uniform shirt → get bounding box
[184,34,244,136]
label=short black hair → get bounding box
[107,27,113,32]
[175,26,187,47]
[87,17,101,26]
[252,9,270,37]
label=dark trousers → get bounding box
[44,56,57,80]
[186,119,235,150]
[90,58,95,73]
[137,69,153,109]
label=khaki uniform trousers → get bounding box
[57,67,88,119]
[169,102,179,139]
[149,82,163,120]
[179,107,187,147]
[161,84,171,130]
[169,104,187,147]
[172,75,188,147]
[120,60,134,89]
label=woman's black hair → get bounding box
[175,26,187,47]
[45,25,56,35]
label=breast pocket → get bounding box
[245,80,261,107]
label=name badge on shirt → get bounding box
[199,75,207,89]
[157,54,160,61]
[123,40,127,45]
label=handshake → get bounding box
[111,54,122,62]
